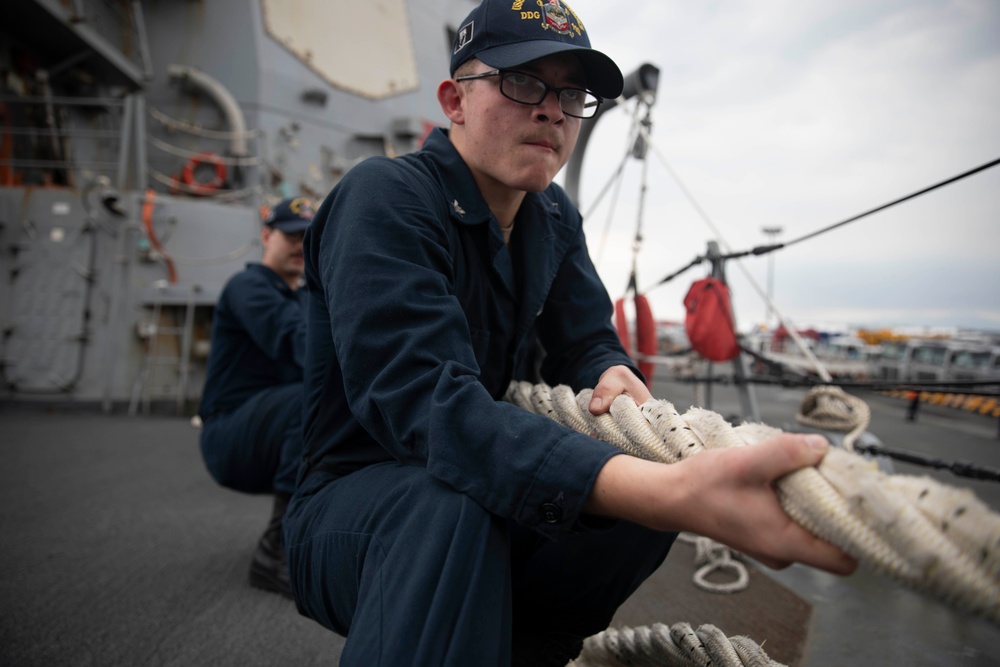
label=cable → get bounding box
[648,254,705,287]
[147,136,262,165]
[147,167,262,201]
[671,155,1000,263]
[148,106,263,140]
[585,98,652,271]
[853,442,1000,483]
[781,156,1000,249]
[639,125,832,378]
[590,149,629,270]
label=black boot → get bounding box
[248,492,293,599]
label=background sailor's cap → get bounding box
[263,197,314,234]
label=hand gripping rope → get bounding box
[505,382,1000,631]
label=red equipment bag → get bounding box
[684,277,739,362]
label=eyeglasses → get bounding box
[454,69,602,119]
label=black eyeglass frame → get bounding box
[453,69,603,119]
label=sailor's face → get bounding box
[261,227,305,281]
[459,54,584,195]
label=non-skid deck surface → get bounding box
[611,540,810,666]
[0,408,808,666]
[0,410,344,667]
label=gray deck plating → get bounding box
[2,380,999,666]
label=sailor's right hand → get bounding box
[584,434,858,576]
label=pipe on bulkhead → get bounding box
[166,64,248,156]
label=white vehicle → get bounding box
[876,338,1000,384]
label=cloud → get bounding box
[564,0,1000,332]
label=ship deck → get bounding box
[2,380,999,666]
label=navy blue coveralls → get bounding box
[284,128,675,666]
[198,262,306,496]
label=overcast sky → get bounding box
[557,0,1000,335]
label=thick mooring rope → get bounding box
[570,622,786,667]
[505,381,1000,627]
[674,390,861,596]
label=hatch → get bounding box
[260,0,420,100]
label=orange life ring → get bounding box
[180,151,226,195]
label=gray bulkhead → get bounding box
[0,0,475,410]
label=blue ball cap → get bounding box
[450,0,623,100]
[263,196,315,234]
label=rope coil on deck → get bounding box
[678,532,750,594]
[570,622,786,667]
[795,385,870,451]
[505,381,1000,627]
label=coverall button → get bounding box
[540,502,562,523]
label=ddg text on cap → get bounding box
[450,0,623,100]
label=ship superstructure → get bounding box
[1,0,474,410]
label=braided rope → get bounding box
[569,622,785,667]
[795,385,870,451]
[505,381,1000,626]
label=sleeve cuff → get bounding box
[517,432,621,538]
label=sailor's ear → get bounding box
[438,79,465,124]
[260,224,275,248]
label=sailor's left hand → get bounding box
[589,365,650,415]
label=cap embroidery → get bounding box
[541,0,570,34]
[455,21,474,55]
[289,197,315,219]
[513,0,584,38]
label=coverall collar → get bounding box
[424,127,575,340]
